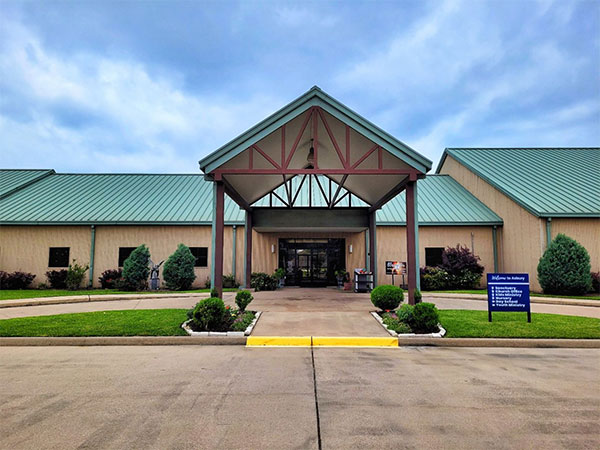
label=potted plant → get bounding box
[335,269,348,289]
[343,272,353,291]
[274,268,286,288]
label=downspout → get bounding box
[492,226,498,273]
[88,225,96,288]
[546,218,552,249]
[232,225,237,282]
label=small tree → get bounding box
[537,234,592,295]
[65,260,89,290]
[163,244,196,290]
[440,245,484,289]
[122,244,150,291]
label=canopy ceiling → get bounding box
[199,86,432,211]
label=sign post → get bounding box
[386,261,406,286]
[487,273,531,323]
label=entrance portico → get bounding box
[200,86,432,303]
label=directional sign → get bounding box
[487,273,531,322]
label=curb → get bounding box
[0,336,246,346]
[397,338,600,348]
[246,336,401,347]
[0,336,598,348]
[0,292,211,309]
[424,293,600,308]
[370,311,446,338]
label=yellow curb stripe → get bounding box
[312,336,398,347]
[246,336,312,347]
[246,336,398,347]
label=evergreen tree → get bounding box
[122,244,151,290]
[163,244,197,290]
[537,234,592,295]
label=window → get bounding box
[190,247,208,267]
[425,247,444,267]
[118,247,137,267]
[48,247,70,267]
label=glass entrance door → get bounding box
[279,239,345,287]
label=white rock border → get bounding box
[182,311,262,337]
[370,311,446,338]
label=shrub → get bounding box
[251,272,278,291]
[370,285,404,310]
[235,290,253,312]
[381,312,413,334]
[210,287,219,298]
[65,260,89,290]
[231,311,255,332]
[592,272,600,294]
[410,302,440,333]
[274,268,285,280]
[537,234,593,295]
[163,244,197,290]
[191,297,227,331]
[414,288,422,303]
[420,266,450,291]
[396,304,414,324]
[440,245,484,289]
[98,269,122,289]
[122,244,150,291]
[223,274,240,288]
[46,269,68,289]
[0,271,36,289]
[204,277,211,289]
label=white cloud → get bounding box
[0,21,283,172]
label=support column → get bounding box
[369,210,377,287]
[232,225,237,282]
[546,218,552,249]
[88,225,96,288]
[244,210,252,288]
[211,181,225,298]
[406,181,417,305]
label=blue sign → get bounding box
[487,273,531,322]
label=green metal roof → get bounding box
[0,171,501,226]
[199,86,433,175]
[376,175,503,225]
[0,169,55,199]
[437,148,600,218]
[0,173,245,225]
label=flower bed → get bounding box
[182,290,261,337]
[371,302,445,338]
[182,310,261,337]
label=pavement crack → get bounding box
[310,337,322,450]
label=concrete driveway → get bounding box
[0,346,598,449]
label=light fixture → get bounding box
[271,244,275,254]
[349,244,353,254]
[306,138,315,168]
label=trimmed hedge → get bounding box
[235,290,253,312]
[251,272,278,291]
[0,271,36,289]
[46,269,68,289]
[537,234,592,295]
[191,297,227,331]
[371,285,404,310]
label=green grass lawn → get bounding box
[439,310,600,339]
[425,289,600,300]
[0,309,189,337]
[0,288,239,301]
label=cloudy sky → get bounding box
[1,0,598,173]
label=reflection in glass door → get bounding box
[279,239,345,287]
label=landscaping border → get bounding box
[181,311,262,337]
[370,311,446,338]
